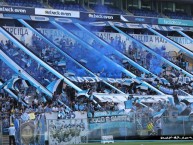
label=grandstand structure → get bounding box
[1,0,193,144]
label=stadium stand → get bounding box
[48,0,87,11]
[163,10,192,20]
[1,0,193,144]
[128,7,160,17]
[90,4,125,14]
[5,0,45,8]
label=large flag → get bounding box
[176,102,187,114]
[21,112,30,122]
[1,80,29,106]
[153,109,166,118]
[7,77,20,92]
[46,78,64,94]
[37,114,46,145]
[125,100,132,109]
[14,118,21,145]
[7,77,31,91]
[123,79,133,86]
[168,96,175,106]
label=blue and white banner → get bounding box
[46,78,64,94]
[37,114,46,145]
[88,115,135,137]
[94,32,193,53]
[45,111,87,120]
[47,113,88,145]
[14,118,21,145]
[121,15,158,24]
[90,111,133,118]
[158,18,193,27]
[153,109,166,118]
[3,26,193,53]
[89,119,133,130]
[6,77,20,91]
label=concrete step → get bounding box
[2,135,9,145]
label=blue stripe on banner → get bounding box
[14,119,21,145]
[46,80,57,93]
[39,114,46,145]
[153,109,166,118]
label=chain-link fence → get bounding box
[18,114,46,145]
[15,114,193,145]
[88,114,136,142]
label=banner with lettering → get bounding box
[88,114,136,139]
[94,32,193,53]
[0,6,34,15]
[45,111,87,120]
[35,8,80,18]
[47,118,88,145]
[121,15,158,24]
[2,26,193,53]
[158,18,193,27]
[80,12,120,21]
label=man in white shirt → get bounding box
[8,124,16,145]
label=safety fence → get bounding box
[13,113,193,145]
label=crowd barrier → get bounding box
[4,111,191,145]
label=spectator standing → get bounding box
[8,124,16,145]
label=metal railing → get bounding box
[14,113,193,145]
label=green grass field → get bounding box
[80,141,193,145]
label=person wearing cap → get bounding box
[8,123,16,145]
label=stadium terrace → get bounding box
[1,0,193,145]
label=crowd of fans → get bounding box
[0,26,193,143]
[1,83,193,138]
[90,33,193,95]
[1,28,193,89]
[0,1,192,144]
[0,29,161,96]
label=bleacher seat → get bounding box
[128,7,160,17]
[5,0,45,8]
[48,0,86,12]
[163,10,192,20]
[90,4,125,14]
